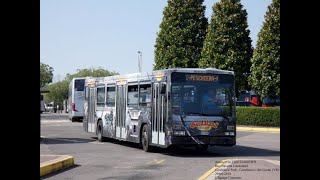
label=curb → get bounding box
[40,155,74,177]
[237,126,280,133]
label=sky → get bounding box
[40,0,272,82]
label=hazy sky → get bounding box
[40,0,272,82]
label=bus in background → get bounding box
[68,77,86,122]
[40,95,45,113]
[83,68,236,152]
[236,90,280,107]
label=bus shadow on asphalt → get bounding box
[99,139,280,158]
[40,164,81,180]
[162,145,280,157]
[41,137,96,144]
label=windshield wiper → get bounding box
[184,112,230,120]
[183,112,209,119]
[202,113,230,120]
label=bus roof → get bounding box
[84,68,234,86]
[101,68,233,84]
[153,68,234,75]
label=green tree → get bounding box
[40,62,53,88]
[154,0,208,69]
[45,80,69,107]
[65,67,118,81]
[199,0,253,93]
[248,0,280,99]
[45,67,119,106]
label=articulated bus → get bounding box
[83,68,236,152]
[68,77,86,121]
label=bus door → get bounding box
[152,82,166,145]
[116,84,126,139]
[86,87,97,133]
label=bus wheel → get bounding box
[196,145,208,152]
[141,125,153,152]
[97,120,106,142]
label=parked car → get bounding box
[47,102,57,113]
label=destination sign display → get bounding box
[185,74,219,82]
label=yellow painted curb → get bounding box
[40,155,74,177]
[237,126,280,133]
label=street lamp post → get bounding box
[138,51,142,73]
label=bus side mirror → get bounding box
[40,95,43,100]
[160,84,166,94]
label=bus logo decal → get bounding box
[190,121,219,131]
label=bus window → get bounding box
[128,85,139,106]
[97,87,105,107]
[139,84,151,107]
[172,86,182,107]
[75,79,85,91]
[106,86,115,107]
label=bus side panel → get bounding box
[74,90,85,117]
[68,80,73,120]
[101,107,116,138]
[137,107,152,144]
[83,86,89,132]
[124,107,146,143]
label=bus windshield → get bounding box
[75,79,85,91]
[171,73,235,118]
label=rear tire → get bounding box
[97,120,106,142]
[141,125,153,152]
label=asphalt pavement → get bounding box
[40,112,280,180]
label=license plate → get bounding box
[200,131,209,135]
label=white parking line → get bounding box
[89,141,105,145]
[41,120,70,123]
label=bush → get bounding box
[236,107,280,127]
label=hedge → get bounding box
[236,107,280,127]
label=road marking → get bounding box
[265,159,280,166]
[197,159,230,180]
[41,120,70,123]
[155,159,165,164]
[89,141,105,145]
[114,166,134,169]
[146,159,165,165]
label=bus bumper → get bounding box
[170,136,236,146]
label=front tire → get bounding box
[141,125,153,152]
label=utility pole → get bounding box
[138,51,142,73]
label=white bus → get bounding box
[40,95,45,113]
[68,77,86,122]
[83,68,236,152]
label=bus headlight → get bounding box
[227,125,235,131]
[229,132,235,136]
[225,132,230,136]
[173,125,183,129]
[173,131,185,136]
